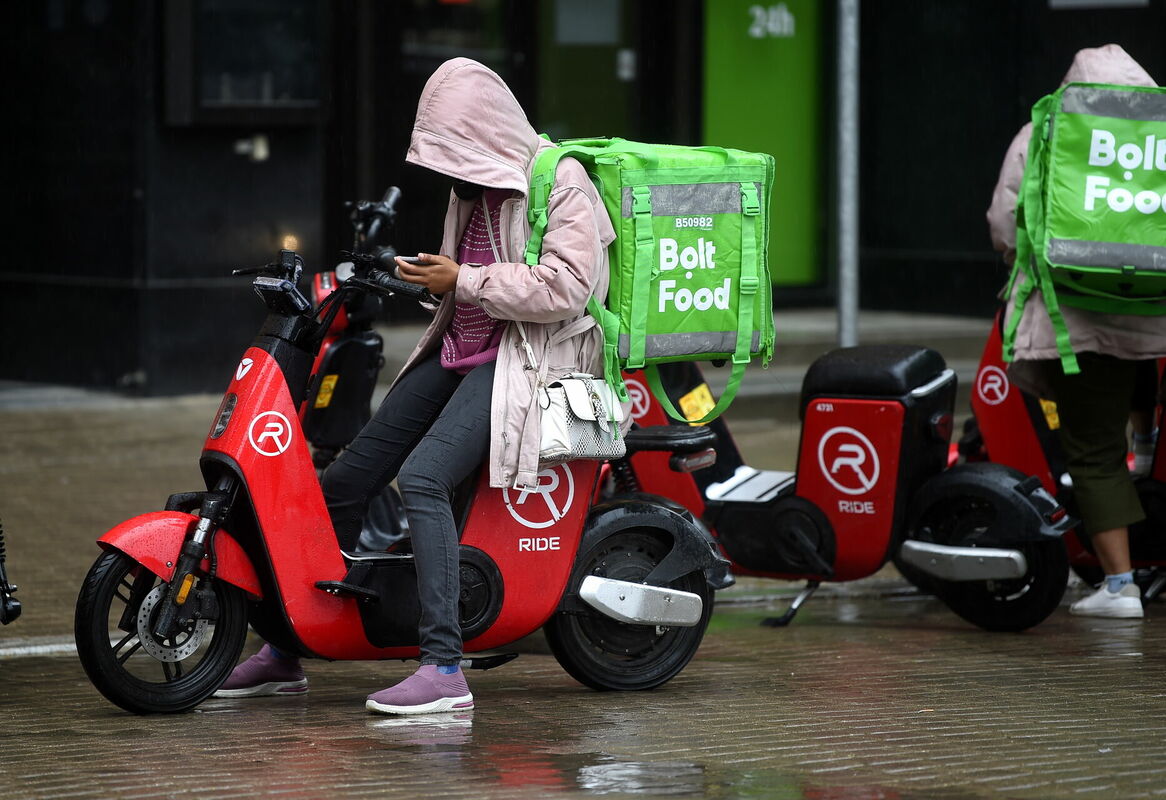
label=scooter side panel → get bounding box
[970,318,1057,493]
[797,398,903,580]
[205,348,404,660]
[97,511,262,598]
[459,461,599,651]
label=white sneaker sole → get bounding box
[365,693,474,715]
[1069,604,1144,619]
[213,679,309,698]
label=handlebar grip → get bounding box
[367,268,431,300]
[381,186,401,212]
[374,248,398,271]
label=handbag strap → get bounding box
[514,316,619,432]
[513,315,598,380]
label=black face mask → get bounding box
[453,180,484,201]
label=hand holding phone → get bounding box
[394,253,459,295]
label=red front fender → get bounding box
[98,511,263,599]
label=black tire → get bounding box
[74,550,248,714]
[892,551,940,597]
[911,491,1069,632]
[544,528,712,691]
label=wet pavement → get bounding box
[3,312,1166,798]
[2,597,1165,799]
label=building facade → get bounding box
[5,0,1165,393]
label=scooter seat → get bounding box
[800,345,947,408]
[623,424,718,455]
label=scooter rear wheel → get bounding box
[74,550,248,714]
[544,528,712,691]
[911,491,1069,632]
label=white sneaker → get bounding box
[1132,439,1154,477]
[1069,583,1144,619]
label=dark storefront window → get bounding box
[197,0,320,110]
[165,0,324,126]
[396,0,512,84]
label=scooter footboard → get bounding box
[98,511,262,599]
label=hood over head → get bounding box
[406,58,542,194]
[1061,43,1156,87]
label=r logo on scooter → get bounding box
[817,426,880,495]
[625,378,651,421]
[976,365,1010,406]
[503,465,575,530]
[248,411,293,457]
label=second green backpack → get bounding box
[1008,82,1166,374]
[524,137,776,423]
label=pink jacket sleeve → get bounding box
[454,159,612,324]
[986,122,1033,267]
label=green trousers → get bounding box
[1041,353,1144,536]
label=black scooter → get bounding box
[300,187,410,550]
[1,519,21,624]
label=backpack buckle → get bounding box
[740,183,760,215]
[740,276,760,295]
[632,186,653,216]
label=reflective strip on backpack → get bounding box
[617,330,763,360]
[619,182,762,217]
[1061,85,1166,121]
[1048,238,1166,271]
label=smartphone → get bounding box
[396,255,426,265]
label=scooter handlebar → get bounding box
[365,267,435,303]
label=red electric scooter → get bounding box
[615,344,1075,632]
[960,310,1166,601]
[73,248,731,714]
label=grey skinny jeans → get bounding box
[320,353,495,665]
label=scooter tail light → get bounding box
[929,412,954,443]
[670,448,717,473]
[210,393,238,439]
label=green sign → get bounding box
[703,0,822,287]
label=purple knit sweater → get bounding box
[440,189,511,373]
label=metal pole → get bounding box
[836,0,860,347]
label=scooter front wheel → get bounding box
[74,550,248,713]
[544,528,712,691]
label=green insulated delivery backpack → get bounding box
[524,137,775,423]
[1008,82,1166,374]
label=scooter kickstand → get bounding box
[762,580,820,628]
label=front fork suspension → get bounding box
[151,479,235,639]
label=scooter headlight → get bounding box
[210,393,238,439]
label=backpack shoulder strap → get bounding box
[524,143,601,266]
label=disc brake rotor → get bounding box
[135,584,208,662]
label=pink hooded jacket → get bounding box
[986,44,1166,391]
[394,58,617,489]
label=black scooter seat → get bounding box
[800,345,947,409]
[624,424,718,455]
